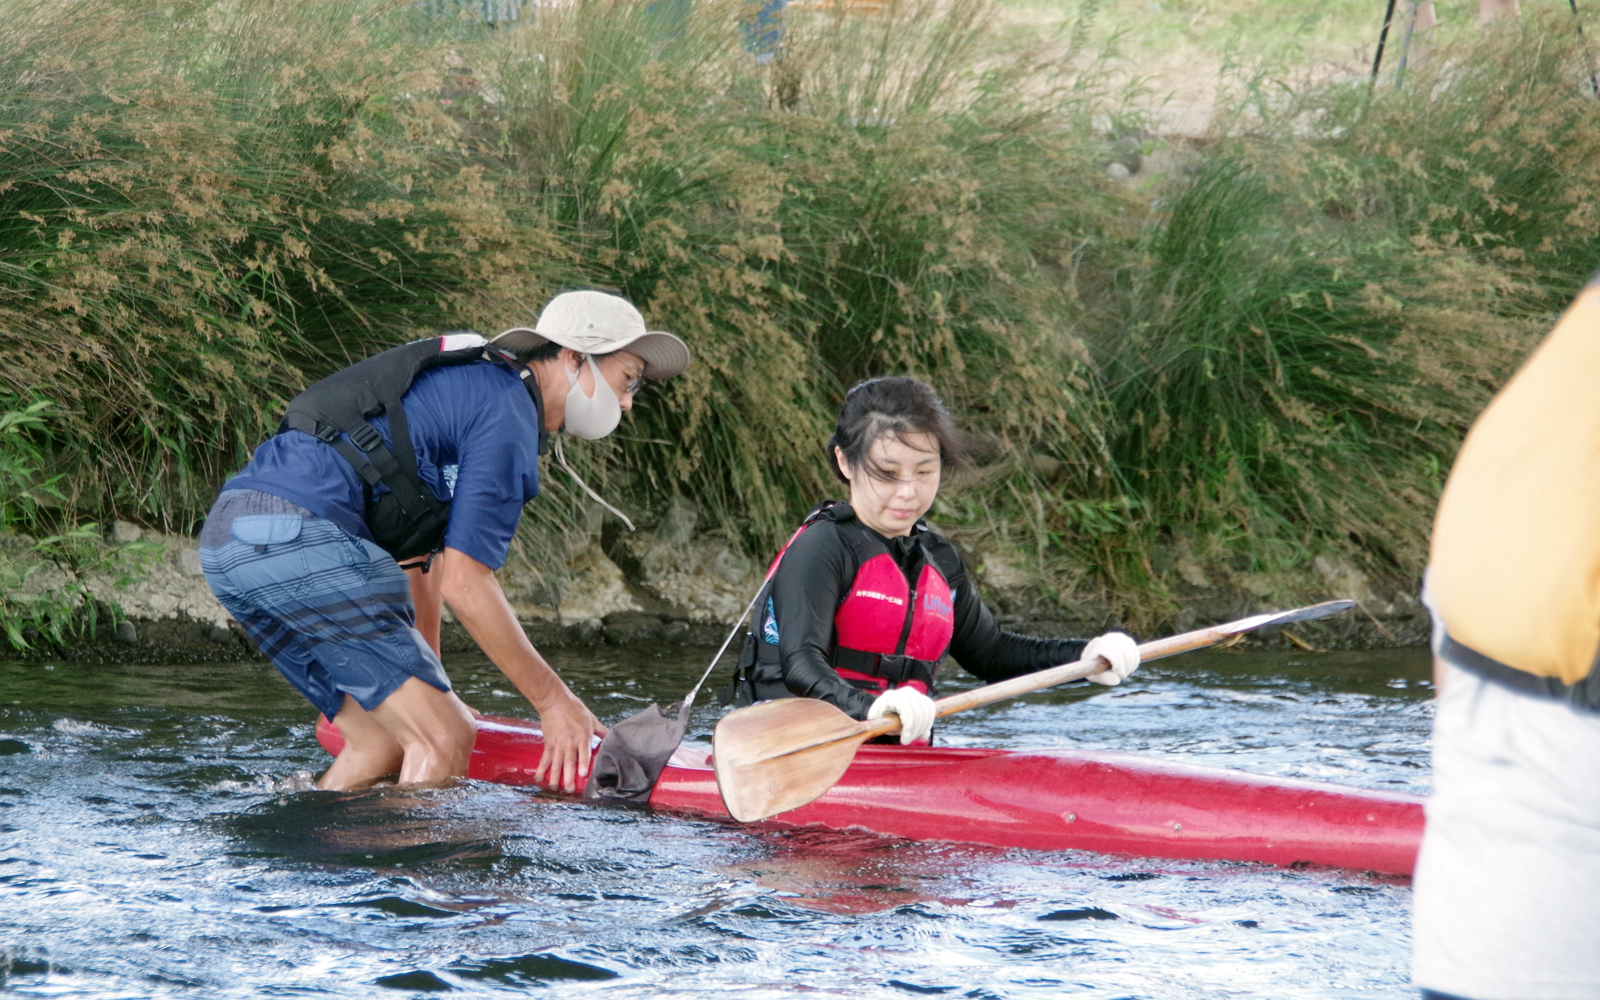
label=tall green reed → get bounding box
[448,0,1120,558]
[1093,15,1590,610]
[0,0,482,530]
[0,0,1119,558]
[10,0,1588,625]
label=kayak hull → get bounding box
[315,714,1424,875]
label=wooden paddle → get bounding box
[712,599,1357,822]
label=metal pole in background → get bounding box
[1371,0,1400,84]
[1395,0,1420,90]
[1572,0,1600,97]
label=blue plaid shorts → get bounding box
[199,490,451,719]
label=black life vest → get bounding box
[724,502,962,706]
[280,332,544,567]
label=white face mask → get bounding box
[562,355,622,440]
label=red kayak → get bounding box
[316,714,1425,875]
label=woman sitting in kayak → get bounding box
[725,376,1140,744]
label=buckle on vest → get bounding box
[834,648,924,682]
[313,424,340,444]
[874,653,914,681]
[348,424,384,452]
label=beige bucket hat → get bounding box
[492,290,690,379]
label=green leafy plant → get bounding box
[0,397,165,648]
[0,400,58,528]
[0,525,163,650]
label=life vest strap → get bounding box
[278,333,543,562]
[833,667,890,694]
[1439,632,1600,712]
[831,646,938,687]
[297,417,385,488]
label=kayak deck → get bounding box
[315,714,1424,875]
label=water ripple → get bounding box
[0,647,1430,998]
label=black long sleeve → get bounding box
[945,563,1091,682]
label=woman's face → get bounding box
[836,431,942,537]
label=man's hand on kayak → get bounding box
[533,690,608,793]
[437,546,606,792]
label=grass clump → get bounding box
[0,0,1124,614]
[1,0,1116,544]
[1089,14,1591,613]
[6,0,1598,629]
[1105,160,1533,587]
[447,0,1120,551]
[0,0,490,530]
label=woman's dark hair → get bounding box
[828,377,970,483]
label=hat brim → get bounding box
[491,327,690,380]
[619,331,691,380]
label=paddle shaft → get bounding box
[711,599,1354,821]
[848,621,1250,742]
[935,624,1239,716]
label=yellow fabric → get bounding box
[1430,282,1600,684]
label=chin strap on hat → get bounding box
[550,435,636,532]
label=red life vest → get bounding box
[726,501,962,705]
[830,547,956,695]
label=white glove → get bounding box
[867,686,937,744]
[1083,631,1140,686]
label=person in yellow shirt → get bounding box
[1414,276,1600,1000]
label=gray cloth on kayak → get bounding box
[583,701,688,803]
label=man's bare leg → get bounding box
[407,559,444,658]
[403,558,482,718]
[367,676,477,785]
[321,695,405,790]
[321,680,476,789]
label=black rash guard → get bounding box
[769,518,1094,719]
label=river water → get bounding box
[0,643,1433,999]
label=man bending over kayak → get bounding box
[200,290,689,793]
[724,376,1140,743]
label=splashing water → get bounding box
[0,645,1431,998]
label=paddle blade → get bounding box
[1260,598,1357,626]
[713,698,883,822]
[1215,599,1358,636]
